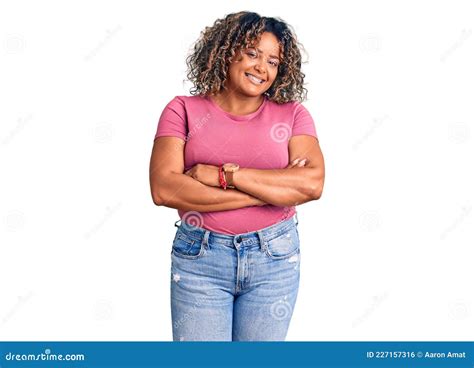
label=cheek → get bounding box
[267,70,279,84]
[237,54,253,67]
[227,62,244,83]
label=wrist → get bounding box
[222,163,240,189]
[251,195,265,206]
[231,168,241,187]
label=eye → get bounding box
[246,51,257,58]
[269,60,279,67]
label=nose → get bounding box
[254,62,266,76]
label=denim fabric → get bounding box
[170,214,301,341]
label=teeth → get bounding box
[245,73,264,84]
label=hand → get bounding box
[184,164,221,187]
[286,158,308,169]
[254,160,306,207]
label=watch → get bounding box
[222,163,239,188]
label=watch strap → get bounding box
[225,171,235,188]
[219,165,227,190]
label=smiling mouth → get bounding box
[245,72,265,85]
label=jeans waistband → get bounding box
[174,213,298,249]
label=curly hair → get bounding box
[185,11,308,104]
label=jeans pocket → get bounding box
[171,231,205,260]
[264,225,300,260]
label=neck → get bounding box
[211,90,264,115]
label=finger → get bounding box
[286,158,300,168]
[297,159,307,167]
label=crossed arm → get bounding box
[149,135,325,212]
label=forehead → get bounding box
[249,32,281,58]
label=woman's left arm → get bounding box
[185,135,325,207]
[232,135,325,206]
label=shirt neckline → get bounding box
[204,95,267,121]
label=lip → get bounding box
[245,72,266,84]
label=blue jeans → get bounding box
[170,214,301,341]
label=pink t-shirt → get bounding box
[154,95,318,235]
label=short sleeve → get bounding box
[154,96,188,141]
[292,102,318,140]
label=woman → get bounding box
[149,11,325,341]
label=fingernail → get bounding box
[298,159,307,166]
[292,159,300,165]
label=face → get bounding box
[225,31,281,97]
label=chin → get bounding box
[240,84,268,97]
[242,89,263,97]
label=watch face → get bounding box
[223,163,239,172]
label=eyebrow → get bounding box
[255,47,280,60]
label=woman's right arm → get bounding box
[149,137,266,212]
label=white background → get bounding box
[0,0,472,341]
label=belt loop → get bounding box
[257,230,266,253]
[174,219,181,228]
[294,212,299,226]
[202,230,210,250]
